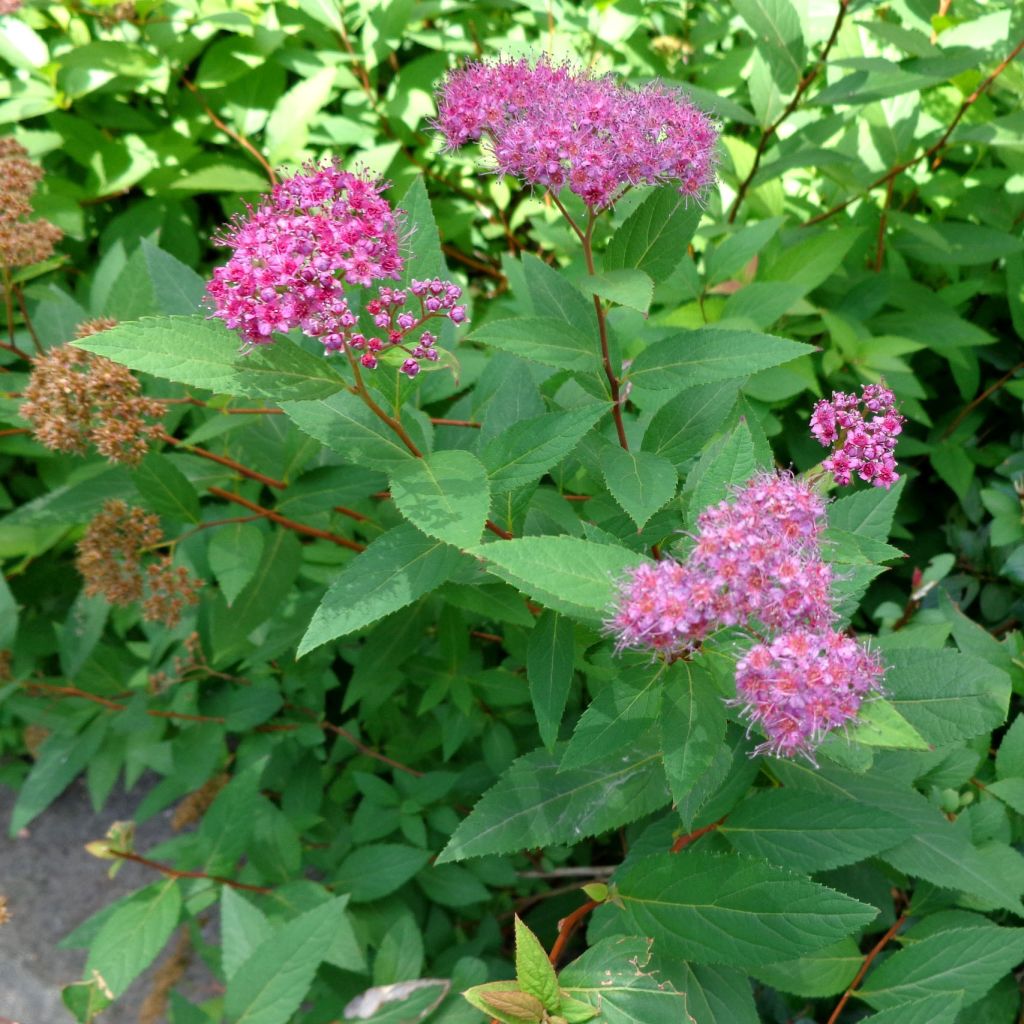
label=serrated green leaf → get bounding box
[749,938,861,998]
[335,843,431,903]
[600,446,677,528]
[861,994,963,1024]
[720,789,914,872]
[0,572,19,649]
[629,329,812,394]
[470,317,601,373]
[208,523,264,607]
[522,251,594,324]
[467,536,645,621]
[481,405,605,494]
[225,896,358,1024]
[657,961,758,1024]
[464,982,536,1024]
[527,610,575,750]
[641,379,741,467]
[74,316,348,401]
[389,449,489,548]
[845,699,929,750]
[86,880,181,997]
[396,176,446,282]
[581,269,654,314]
[859,926,1024,1012]
[221,889,273,983]
[734,0,806,92]
[558,936,689,1024]
[604,188,702,282]
[611,852,877,966]
[685,419,756,525]
[133,452,201,522]
[660,661,728,804]
[515,916,559,1012]
[300,524,465,655]
[437,744,668,863]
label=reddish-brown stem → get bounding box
[826,915,906,1024]
[333,505,371,523]
[181,78,277,185]
[208,486,365,551]
[471,630,503,644]
[441,244,505,282]
[430,417,481,428]
[161,397,283,415]
[1,270,30,361]
[14,285,42,354]
[158,431,287,490]
[548,899,600,967]
[485,519,514,540]
[729,0,850,223]
[0,427,30,438]
[941,361,1024,440]
[316,718,423,777]
[671,816,725,852]
[806,38,1024,226]
[109,849,272,893]
[549,195,628,449]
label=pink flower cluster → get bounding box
[609,471,884,760]
[206,162,465,376]
[810,383,904,489]
[734,629,884,761]
[434,58,718,209]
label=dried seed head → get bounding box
[142,556,203,629]
[171,772,230,831]
[0,894,10,925]
[0,136,62,268]
[20,341,163,465]
[76,499,163,605]
[23,723,49,759]
[74,317,120,339]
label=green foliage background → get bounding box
[1,1,1024,1022]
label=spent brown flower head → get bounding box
[0,894,10,925]
[20,341,164,465]
[171,772,230,831]
[76,500,203,627]
[0,136,62,268]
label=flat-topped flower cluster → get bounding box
[610,471,884,760]
[434,57,718,209]
[206,162,466,377]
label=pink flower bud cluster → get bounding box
[734,629,884,761]
[810,383,904,489]
[609,471,884,760]
[434,58,718,210]
[206,163,465,373]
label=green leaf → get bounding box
[133,453,201,523]
[86,880,182,997]
[522,252,594,324]
[580,269,655,314]
[858,926,1024,1012]
[225,896,358,1024]
[996,714,1024,779]
[828,478,904,541]
[893,221,1024,266]
[199,764,264,877]
[641,379,741,467]
[656,961,758,1024]
[396,176,446,282]
[389,450,489,549]
[265,66,336,163]
[467,536,646,621]
[515,916,559,1013]
[558,936,689,1024]
[629,329,812,393]
[883,649,1010,745]
[141,239,206,315]
[720,790,914,873]
[600,446,677,528]
[335,844,431,903]
[470,317,601,373]
[281,390,427,472]
[611,852,877,967]
[0,572,19,649]
[749,938,861,998]
[74,316,348,402]
[481,405,605,494]
[604,187,702,282]
[845,699,929,750]
[685,419,756,524]
[343,980,449,1023]
[527,610,575,750]
[660,661,728,804]
[861,994,963,1024]
[299,524,465,655]
[437,744,668,863]
[221,889,273,983]
[10,717,108,834]
[464,982,541,1024]
[705,218,784,285]
[208,523,264,606]
[734,0,806,91]
[561,661,664,771]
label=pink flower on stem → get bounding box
[206,163,466,376]
[433,58,719,210]
[810,383,904,489]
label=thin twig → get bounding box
[110,849,272,893]
[806,39,1024,226]
[158,431,286,490]
[548,899,600,967]
[182,78,277,185]
[729,0,850,223]
[826,915,906,1024]
[874,176,895,271]
[941,361,1024,439]
[14,284,42,354]
[671,816,725,852]
[208,486,365,551]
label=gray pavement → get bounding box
[0,777,211,1024]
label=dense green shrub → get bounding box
[1,2,1023,1022]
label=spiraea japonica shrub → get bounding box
[1,3,1023,1024]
